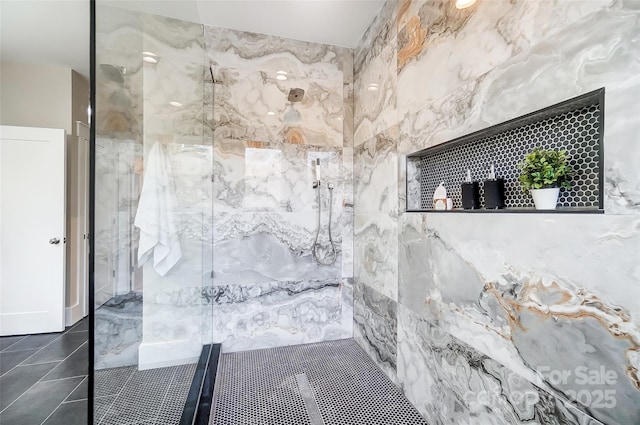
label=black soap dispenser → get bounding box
[483,164,505,209]
[461,169,480,210]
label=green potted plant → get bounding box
[518,148,572,209]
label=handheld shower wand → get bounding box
[311,159,337,266]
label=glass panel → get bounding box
[93,4,210,423]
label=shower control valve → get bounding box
[313,180,320,189]
[327,182,335,190]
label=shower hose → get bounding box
[312,184,337,266]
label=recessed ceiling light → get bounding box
[143,56,158,64]
[142,51,157,57]
[276,70,288,75]
[367,83,380,92]
[267,111,276,116]
[169,101,182,107]
[455,0,477,9]
[276,75,288,81]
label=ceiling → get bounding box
[0,0,385,80]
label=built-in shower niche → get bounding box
[406,88,604,213]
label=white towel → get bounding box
[135,142,182,276]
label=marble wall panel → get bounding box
[95,292,143,369]
[353,279,398,383]
[398,305,605,425]
[398,213,640,425]
[205,26,348,82]
[342,147,354,278]
[354,211,398,302]
[353,0,398,146]
[396,0,612,118]
[354,1,640,424]
[205,278,352,352]
[354,126,398,215]
[354,125,399,301]
[213,211,342,284]
[204,24,354,351]
[212,67,343,147]
[212,140,344,213]
[142,15,205,139]
[401,3,640,214]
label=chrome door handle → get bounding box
[49,238,60,245]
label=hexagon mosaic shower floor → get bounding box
[210,338,427,425]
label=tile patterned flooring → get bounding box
[0,317,89,425]
[211,339,427,425]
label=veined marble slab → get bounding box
[398,212,640,425]
[353,0,398,146]
[399,3,640,214]
[353,279,398,383]
[205,26,349,82]
[206,278,353,352]
[212,66,343,147]
[213,212,342,284]
[95,292,142,369]
[213,140,345,213]
[396,0,613,118]
[398,304,605,425]
[354,126,398,216]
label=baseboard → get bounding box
[65,303,84,327]
[138,340,201,370]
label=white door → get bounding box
[0,125,66,335]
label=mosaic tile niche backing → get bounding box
[410,89,603,211]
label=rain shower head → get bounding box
[288,88,304,103]
[100,64,126,83]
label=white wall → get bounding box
[0,61,89,319]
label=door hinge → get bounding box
[112,270,116,277]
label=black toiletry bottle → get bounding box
[461,169,480,209]
[483,164,505,209]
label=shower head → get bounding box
[100,64,126,83]
[288,88,304,103]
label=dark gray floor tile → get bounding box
[67,376,88,401]
[21,331,87,365]
[0,336,25,351]
[0,349,39,374]
[0,376,83,425]
[0,362,59,410]
[43,399,87,425]
[69,317,88,332]
[5,333,60,352]
[42,342,88,381]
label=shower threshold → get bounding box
[209,338,427,425]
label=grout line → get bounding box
[40,342,88,382]
[0,352,45,379]
[0,360,61,378]
[63,398,88,403]
[0,375,84,415]
[0,336,88,414]
[0,336,28,353]
[63,376,88,402]
[97,367,137,425]
[153,365,180,422]
[18,330,72,365]
[39,376,88,425]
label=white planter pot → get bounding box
[530,187,560,210]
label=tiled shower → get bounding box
[93,1,640,425]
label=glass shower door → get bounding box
[92,4,212,424]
